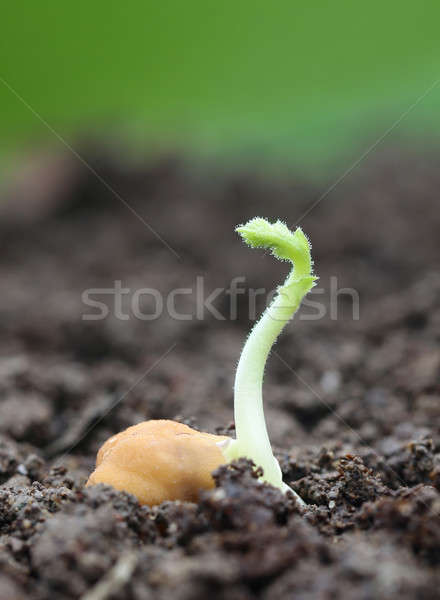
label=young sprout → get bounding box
[221,218,317,505]
[86,217,316,507]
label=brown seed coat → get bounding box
[86,420,228,505]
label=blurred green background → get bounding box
[1,1,439,171]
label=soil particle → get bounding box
[358,484,440,565]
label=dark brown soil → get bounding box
[0,146,440,599]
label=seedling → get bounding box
[87,218,316,506]
[220,218,316,505]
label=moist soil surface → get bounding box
[0,147,440,599]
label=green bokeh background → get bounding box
[1,1,439,171]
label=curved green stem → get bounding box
[222,218,317,503]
